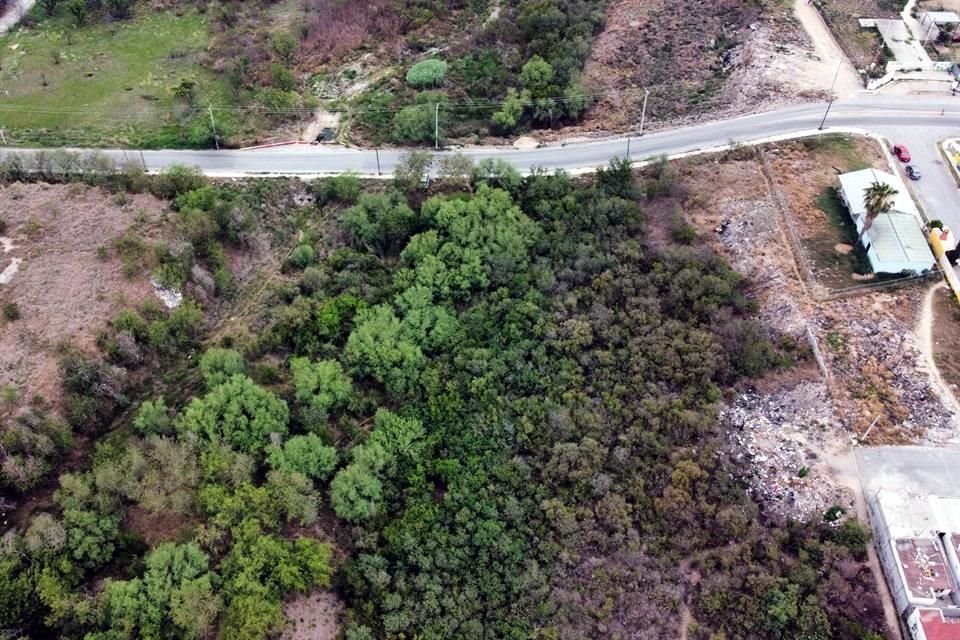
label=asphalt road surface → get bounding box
[3,92,959,224]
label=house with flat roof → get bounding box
[838,168,935,275]
[867,489,960,640]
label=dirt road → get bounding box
[792,0,863,97]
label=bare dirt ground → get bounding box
[0,183,167,415]
[668,136,957,525]
[280,592,343,640]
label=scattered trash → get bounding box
[150,278,182,309]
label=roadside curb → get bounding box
[939,138,960,189]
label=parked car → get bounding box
[906,165,922,180]
[893,144,911,162]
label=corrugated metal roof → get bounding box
[838,168,919,218]
[868,211,934,266]
[838,168,932,270]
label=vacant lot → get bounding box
[766,136,886,291]
[816,0,904,71]
[0,182,167,414]
[0,8,231,147]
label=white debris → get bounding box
[0,257,22,285]
[150,278,182,309]
[0,237,16,253]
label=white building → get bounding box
[867,490,960,640]
[838,168,935,275]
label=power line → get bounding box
[0,86,651,118]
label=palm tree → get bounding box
[858,180,898,246]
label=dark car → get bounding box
[893,144,911,162]
[906,165,921,180]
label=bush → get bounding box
[2,302,20,322]
[289,245,317,269]
[406,59,448,88]
[311,175,363,206]
[152,165,206,201]
[199,348,246,388]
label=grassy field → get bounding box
[0,8,233,147]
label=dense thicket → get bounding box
[0,161,885,640]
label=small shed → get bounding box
[838,168,934,274]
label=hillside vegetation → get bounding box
[0,154,887,639]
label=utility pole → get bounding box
[434,103,440,150]
[140,149,147,171]
[0,128,6,146]
[639,87,650,135]
[208,105,220,151]
[626,136,631,160]
[819,61,843,131]
[375,148,381,176]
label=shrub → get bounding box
[289,245,317,269]
[2,302,20,322]
[152,165,206,200]
[133,397,174,436]
[199,348,246,388]
[406,59,447,88]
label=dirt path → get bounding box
[0,0,36,36]
[917,281,960,417]
[792,0,863,97]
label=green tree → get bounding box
[345,305,425,396]
[393,150,434,194]
[859,180,898,244]
[393,93,448,145]
[199,348,246,388]
[62,508,120,570]
[66,0,88,25]
[133,397,174,436]
[39,0,59,16]
[491,88,526,135]
[267,434,337,480]
[290,357,353,424]
[178,375,289,455]
[341,191,418,256]
[519,55,555,97]
[329,451,385,522]
[98,542,220,640]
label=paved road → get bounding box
[3,93,959,224]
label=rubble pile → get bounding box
[815,292,953,441]
[716,199,809,337]
[724,381,855,521]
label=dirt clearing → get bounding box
[0,183,167,414]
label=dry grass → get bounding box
[765,136,887,290]
[933,285,960,393]
[0,182,167,414]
